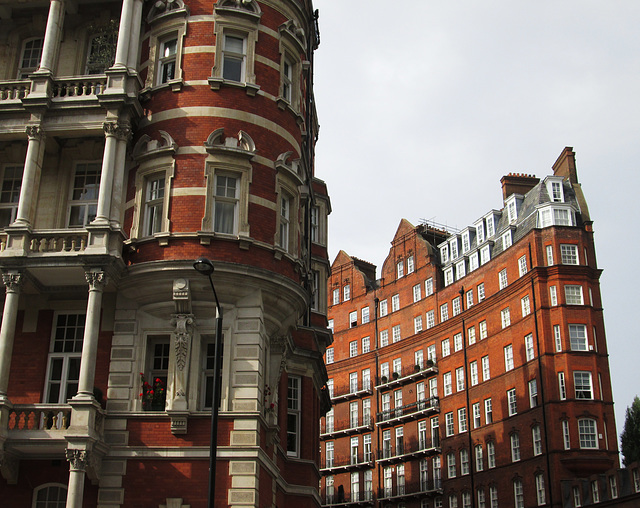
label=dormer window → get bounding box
[505,195,521,224]
[462,231,471,253]
[440,245,449,264]
[538,205,575,228]
[502,230,512,250]
[456,260,466,280]
[450,238,459,260]
[486,216,495,237]
[475,221,485,244]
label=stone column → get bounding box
[0,272,22,402]
[113,0,135,69]
[127,0,144,72]
[109,126,130,229]
[93,122,124,226]
[38,0,65,74]
[74,270,107,400]
[14,126,44,227]
[65,449,88,508]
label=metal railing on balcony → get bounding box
[0,80,30,101]
[377,479,441,501]
[377,434,440,465]
[376,361,437,390]
[321,414,374,436]
[377,396,439,425]
[52,76,107,98]
[330,379,372,401]
[8,404,72,431]
[323,489,375,506]
[320,449,375,472]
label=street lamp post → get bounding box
[193,257,224,508]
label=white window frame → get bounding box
[286,376,301,456]
[67,162,101,228]
[529,378,538,408]
[574,371,593,399]
[18,37,44,78]
[425,278,434,296]
[510,433,521,462]
[578,418,598,449]
[482,356,490,381]
[525,333,535,361]
[501,307,511,329]
[550,285,558,306]
[392,325,401,343]
[426,310,435,329]
[507,388,517,416]
[518,255,528,276]
[561,244,579,265]
[521,295,531,317]
[499,268,508,290]
[569,324,588,351]
[0,164,22,228]
[391,294,400,312]
[361,306,370,324]
[413,284,422,302]
[565,285,584,305]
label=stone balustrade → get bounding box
[29,231,88,253]
[0,81,30,101]
[52,77,107,98]
[8,404,72,431]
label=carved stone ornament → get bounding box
[103,121,131,141]
[171,314,193,371]
[2,272,23,293]
[85,270,107,291]
[25,125,42,140]
[66,449,88,471]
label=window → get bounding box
[425,278,434,296]
[469,252,479,271]
[343,285,351,302]
[559,372,567,400]
[454,333,463,352]
[447,452,456,478]
[458,408,467,433]
[550,285,558,306]
[501,308,510,328]
[466,290,474,309]
[213,173,239,234]
[473,402,481,428]
[507,388,517,416]
[574,371,593,399]
[0,165,22,227]
[379,329,388,347]
[525,334,534,361]
[349,311,357,328]
[221,34,246,81]
[397,260,405,278]
[158,37,178,83]
[281,55,293,102]
[407,255,415,273]
[362,337,370,354]
[499,269,508,289]
[392,325,401,343]
[18,37,43,77]
[440,303,449,322]
[480,245,491,265]
[427,345,436,363]
[444,267,453,286]
[521,296,531,317]
[397,464,405,495]
[532,425,542,455]
[484,398,493,424]
[391,294,400,312]
[481,356,490,381]
[324,409,334,433]
[510,433,521,461]
[479,320,487,339]
[518,255,528,276]
[349,341,358,358]
[379,299,387,316]
[443,372,452,396]
[45,314,85,404]
[529,379,538,407]
[141,174,167,236]
[554,325,562,351]
[33,484,67,508]
[420,458,429,491]
[350,402,358,428]
[487,441,496,468]
[486,216,495,236]
[502,230,512,249]
[456,260,466,280]
[477,490,486,508]
[561,244,579,265]
[361,306,370,324]
[362,369,371,393]
[414,316,423,334]
[363,434,372,461]
[609,476,618,499]
[143,335,170,410]
[470,361,478,386]
[310,206,319,243]
[514,479,524,508]
[565,285,584,305]
[578,418,598,448]
[415,350,424,369]
[468,325,476,345]
[452,297,461,316]
[504,345,514,371]
[475,444,483,471]
[546,244,554,265]
[68,162,101,227]
[449,495,458,508]
[277,194,292,251]
[460,449,470,475]
[442,339,450,357]
[551,180,564,202]
[349,372,358,394]
[325,441,334,467]
[478,283,485,302]
[456,367,465,392]
[325,348,333,364]
[392,358,402,377]
[287,376,301,456]
[426,310,435,329]
[332,289,339,305]
[380,363,389,380]
[634,468,640,492]
[326,379,333,397]
[572,486,581,508]
[417,382,426,409]
[445,412,455,437]
[413,284,422,302]
[569,324,588,351]
[591,480,600,503]
[440,245,449,264]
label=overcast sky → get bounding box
[312,1,640,445]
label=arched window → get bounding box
[19,38,44,78]
[33,484,67,508]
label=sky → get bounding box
[312,1,640,446]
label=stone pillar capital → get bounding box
[25,125,43,141]
[85,270,107,291]
[66,449,88,472]
[2,273,23,294]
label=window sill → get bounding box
[140,79,184,101]
[276,97,305,125]
[208,77,260,96]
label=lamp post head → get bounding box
[194,257,215,276]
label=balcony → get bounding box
[320,450,375,474]
[376,361,438,391]
[330,379,373,402]
[376,397,440,427]
[321,414,374,438]
[377,435,441,466]
[377,479,442,502]
[323,489,375,507]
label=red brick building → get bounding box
[0,0,330,507]
[321,148,618,508]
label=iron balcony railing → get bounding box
[330,379,373,401]
[321,414,374,436]
[376,361,438,391]
[377,396,440,426]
